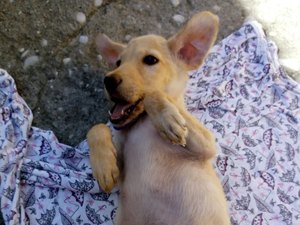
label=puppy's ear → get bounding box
[95,33,125,67]
[168,11,219,70]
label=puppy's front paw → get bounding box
[155,104,188,146]
[144,92,188,146]
[90,147,119,193]
[87,124,120,193]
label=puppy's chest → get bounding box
[122,118,181,176]
[124,118,163,162]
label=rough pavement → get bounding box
[0,0,298,147]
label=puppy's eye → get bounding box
[116,59,121,67]
[143,55,159,65]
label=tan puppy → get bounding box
[87,11,230,225]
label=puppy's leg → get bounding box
[87,124,120,192]
[144,91,188,146]
[177,109,217,160]
[145,91,216,160]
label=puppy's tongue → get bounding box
[110,102,132,121]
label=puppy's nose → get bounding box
[104,75,122,93]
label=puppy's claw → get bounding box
[179,137,187,147]
[170,131,187,146]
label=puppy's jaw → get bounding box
[108,97,145,130]
[105,81,145,129]
[104,63,147,129]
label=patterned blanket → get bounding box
[1,21,300,225]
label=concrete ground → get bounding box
[0,0,299,224]
[1,0,299,146]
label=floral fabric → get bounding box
[1,21,300,225]
[186,21,300,225]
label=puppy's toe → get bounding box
[169,115,188,146]
[159,106,188,146]
[90,148,119,193]
[94,161,119,193]
[111,164,120,184]
[99,168,119,192]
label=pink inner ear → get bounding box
[178,39,208,65]
[169,12,219,69]
[179,43,198,64]
[103,47,120,65]
[95,34,125,67]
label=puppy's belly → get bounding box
[118,118,228,225]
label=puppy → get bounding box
[87,11,230,225]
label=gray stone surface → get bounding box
[0,0,298,147]
[0,0,245,145]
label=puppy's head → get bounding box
[96,11,218,129]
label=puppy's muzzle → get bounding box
[103,73,145,129]
[104,75,122,96]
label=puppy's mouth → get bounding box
[109,98,145,130]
